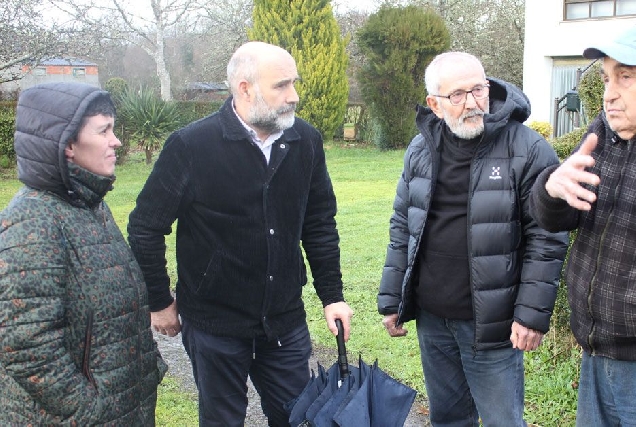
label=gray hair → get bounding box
[226,47,260,96]
[424,52,485,95]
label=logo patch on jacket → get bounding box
[489,166,502,180]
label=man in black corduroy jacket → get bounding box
[128,41,353,427]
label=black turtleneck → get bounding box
[416,124,479,320]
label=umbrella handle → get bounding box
[335,318,350,379]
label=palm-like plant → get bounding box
[117,87,182,164]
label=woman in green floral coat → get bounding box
[0,82,167,425]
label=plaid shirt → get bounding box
[531,114,636,361]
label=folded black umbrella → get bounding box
[285,361,333,426]
[311,354,371,427]
[332,360,417,427]
[286,319,356,427]
[286,320,417,427]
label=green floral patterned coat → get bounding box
[0,82,167,425]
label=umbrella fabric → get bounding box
[311,355,372,427]
[311,375,356,427]
[304,365,360,425]
[332,361,417,427]
[286,362,335,427]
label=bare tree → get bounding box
[0,0,96,84]
[48,0,202,100]
[416,0,526,87]
[196,0,251,82]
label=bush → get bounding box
[578,62,603,123]
[527,121,553,139]
[0,109,16,167]
[357,5,449,149]
[551,127,585,159]
[0,101,17,114]
[117,87,183,164]
[104,77,129,103]
[174,100,223,128]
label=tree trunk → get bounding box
[154,26,172,101]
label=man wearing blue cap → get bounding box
[530,26,636,426]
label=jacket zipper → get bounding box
[82,309,98,393]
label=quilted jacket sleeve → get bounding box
[514,135,569,333]
[377,141,417,315]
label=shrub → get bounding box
[0,110,16,167]
[104,77,129,103]
[0,101,17,114]
[527,121,553,139]
[174,100,223,127]
[357,5,449,149]
[551,127,585,159]
[117,87,183,164]
[578,62,603,123]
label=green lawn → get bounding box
[0,144,579,426]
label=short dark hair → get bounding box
[84,93,116,118]
[71,93,116,141]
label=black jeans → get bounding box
[181,319,312,427]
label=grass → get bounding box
[0,144,580,426]
[154,376,198,425]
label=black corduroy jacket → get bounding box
[128,97,344,341]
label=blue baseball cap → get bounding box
[583,26,636,66]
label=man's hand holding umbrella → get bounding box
[324,302,354,342]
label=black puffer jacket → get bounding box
[378,78,569,350]
[0,83,166,425]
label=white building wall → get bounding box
[523,0,636,125]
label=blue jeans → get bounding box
[576,351,636,427]
[181,319,312,427]
[416,310,526,427]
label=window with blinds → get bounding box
[564,0,636,20]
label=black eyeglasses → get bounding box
[431,84,490,106]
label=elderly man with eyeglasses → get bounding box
[377,51,568,426]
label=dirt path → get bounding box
[154,331,431,426]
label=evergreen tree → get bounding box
[357,5,450,150]
[249,0,349,139]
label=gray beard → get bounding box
[250,113,295,134]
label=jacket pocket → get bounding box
[195,251,221,295]
[82,310,98,394]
